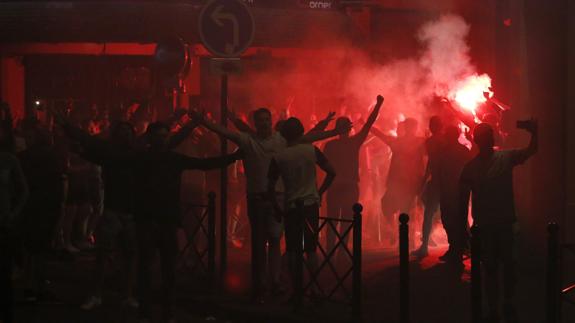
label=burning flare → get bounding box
[448,74,494,117]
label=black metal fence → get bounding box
[399,213,410,323]
[546,222,575,323]
[295,203,364,321]
[177,192,216,283]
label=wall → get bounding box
[0,57,25,120]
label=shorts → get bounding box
[96,209,137,256]
[285,203,320,253]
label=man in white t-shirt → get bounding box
[459,120,537,322]
[267,117,336,302]
[195,108,346,300]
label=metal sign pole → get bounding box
[220,73,229,278]
[199,0,255,286]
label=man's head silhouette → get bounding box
[403,118,418,137]
[280,117,304,143]
[252,108,272,137]
[335,117,352,138]
[473,123,495,151]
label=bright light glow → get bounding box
[35,100,41,106]
[448,74,493,117]
[458,122,473,150]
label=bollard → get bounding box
[470,225,482,323]
[294,200,304,310]
[547,222,560,323]
[399,213,410,323]
[207,192,216,286]
[352,203,363,321]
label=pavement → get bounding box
[10,239,565,323]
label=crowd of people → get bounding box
[0,93,537,323]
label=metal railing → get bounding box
[295,203,364,321]
[177,192,216,284]
[398,213,410,323]
[546,222,575,323]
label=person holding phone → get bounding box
[459,119,538,322]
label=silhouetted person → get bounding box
[0,102,28,323]
[372,118,426,245]
[460,120,537,322]
[53,106,212,321]
[62,148,101,253]
[18,127,67,302]
[323,95,383,255]
[267,117,336,301]
[437,126,472,263]
[413,116,443,257]
[130,122,239,323]
[196,109,346,301]
[71,121,141,311]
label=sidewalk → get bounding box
[13,243,550,323]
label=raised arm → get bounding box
[176,150,242,171]
[371,127,396,147]
[299,118,351,143]
[49,105,107,151]
[511,119,538,165]
[307,112,335,133]
[354,95,384,144]
[228,110,255,134]
[167,119,200,150]
[191,110,243,144]
[315,147,336,198]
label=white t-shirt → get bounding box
[237,132,286,194]
[272,144,320,207]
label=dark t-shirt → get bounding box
[19,147,66,211]
[460,149,529,227]
[126,151,236,223]
[63,123,134,213]
[80,143,135,214]
[386,136,426,193]
[323,136,363,186]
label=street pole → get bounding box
[220,73,228,279]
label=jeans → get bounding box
[136,220,178,319]
[247,196,283,297]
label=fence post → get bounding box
[294,200,304,311]
[399,213,410,323]
[470,225,482,323]
[547,222,560,323]
[207,192,216,286]
[352,203,363,321]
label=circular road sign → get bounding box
[199,0,255,58]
